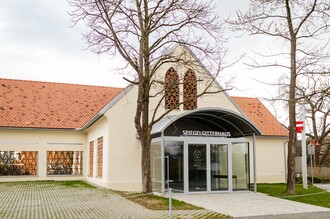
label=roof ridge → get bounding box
[0,77,124,90]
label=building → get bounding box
[0,45,288,193]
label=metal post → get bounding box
[161,131,165,194]
[310,153,314,185]
[168,188,172,219]
[166,155,169,190]
[313,142,317,177]
[301,109,308,189]
[253,133,257,193]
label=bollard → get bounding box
[168,188,172,219]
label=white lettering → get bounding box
[181,130,231,138]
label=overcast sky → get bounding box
[0,0,283,101]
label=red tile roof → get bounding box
[0,78,122,129]
[0,78,288,137]
[232,97,288,137]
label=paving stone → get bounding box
[0,181,224,219]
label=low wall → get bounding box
[307,166,330,181]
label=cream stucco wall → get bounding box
[85,117,110,188]
[100,45,245,191]
[149,44,241,117]
[0,129,86,181]
[249,137,287,183]
[103,85,142,191]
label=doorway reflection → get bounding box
[164,141,184,193]
[188,144,207,192]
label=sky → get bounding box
[0,0,284,111]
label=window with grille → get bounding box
[89,141,94,177]
[183,69,197,110]
[0,151,38,176]
[47,151,83,176]
[97,137,103,177]
[165,67,179,109]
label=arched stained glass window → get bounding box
[183,69,197,110]
[165,67,179,109]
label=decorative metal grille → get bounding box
[183,69,197,110]
[89,141,94,176]
[0,151,38,176]
[97,137,103,177]
[47,151,83,175]
[165,67,180,109]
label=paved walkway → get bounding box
[314,183,330,192]
[173,191,330,218]
[0,181,224,219]
[236,211,330,219]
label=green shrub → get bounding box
[308,176,322,183]
[295,176,322,184]
[295,176,302,184]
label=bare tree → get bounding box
[68,0,228,193]
[275,51,330,163]
[318,137,330,165]
[296,73,330,165]
[228,0,330,194]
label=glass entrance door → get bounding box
[164,141,184,193]
[163,139,250,193]
[232,142,250,190]
[210,144,229,191]
[188,144,207,192]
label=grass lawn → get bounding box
[52,180,97,188]
[116,191,203,210]
[116,192,230,218]
[255,183,330,208]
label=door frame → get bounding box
[184,139,233,193]
[161,136,249,194]
[185,142,208,193]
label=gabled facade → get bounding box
[0,45,288,193]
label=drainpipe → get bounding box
[253,133,257,193]
[283,140,288,183]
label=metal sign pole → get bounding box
[301,108,308,189]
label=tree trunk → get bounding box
[285,0,297,195]
[141,131,152,193]
[287,51,296,194]
[140,77,152,193]
[286,124,296,194]
[319,145,329,165]
[286,48,297,194]
[134,76,153,193]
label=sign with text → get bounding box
[182,130,231,138]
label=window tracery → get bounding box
[183,69,197,110]
[165,67,179,109]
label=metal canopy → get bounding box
[151,108,262,138]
